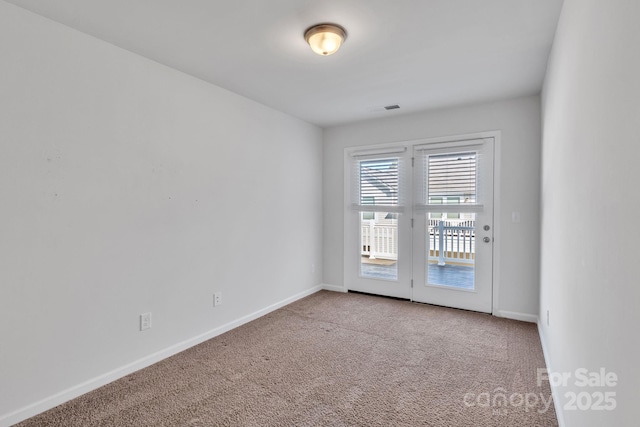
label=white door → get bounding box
[344,147,412,299]
[412,138,494,313]
[344,137,495,313]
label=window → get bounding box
[426,152,477,204]
[356,156,402,281]
[361,196,375,220]
[359,158,399,207]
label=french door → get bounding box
[412,138,494,313]
[345,137,495,313]
[345,147,413,299]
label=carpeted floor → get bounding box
[17,291,558,426]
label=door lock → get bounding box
[483,225,490,231]
[483,237,491,243]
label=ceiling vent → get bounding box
[384,104,400,110]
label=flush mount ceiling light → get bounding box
[304,23,347,56]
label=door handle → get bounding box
[483,237,491,243]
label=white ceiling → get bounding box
[5,0,564,128]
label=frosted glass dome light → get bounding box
[304,24,347,56]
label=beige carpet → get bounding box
[17,291,558,426]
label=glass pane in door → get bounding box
[360,211,398,280]
[426,213,475,290]
[358,157,400,281]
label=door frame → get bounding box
[343,131,502,315]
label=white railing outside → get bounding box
[428,220,475,265]
[361,219,475,265]
[361,220,398,260]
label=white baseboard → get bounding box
[322,283,347,293]
[0,285,323,427]
[493,309,538,323]
[537,320,566,427]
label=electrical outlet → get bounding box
[140,313,152,331]
[214,292,222,307]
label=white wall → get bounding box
[0,2,323,424]
[323,96,542,319]
[539,0,640,425]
